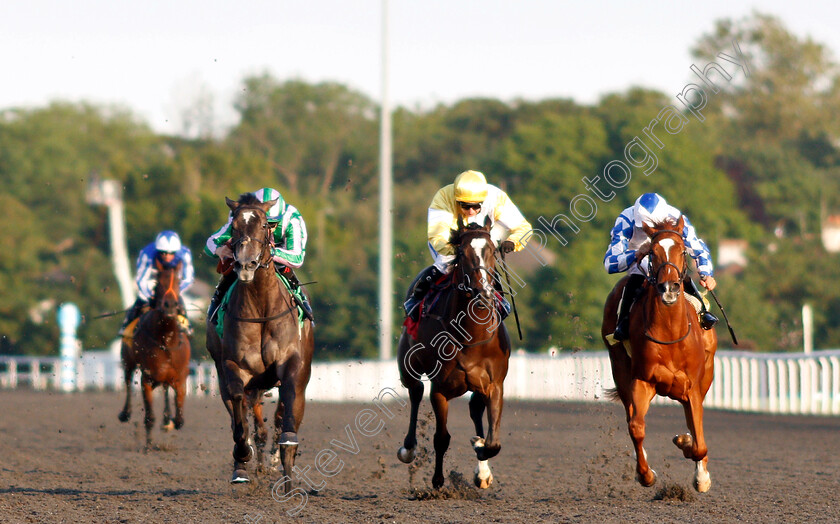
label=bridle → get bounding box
[454,230,496,301]
[154,260,181,316]
[640,228,693,345]
[643,229,688,288]
[230,205,275,271]
[227,204,295,324]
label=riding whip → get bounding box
[92,308,131,320]
[706,286,738,346]
[499,249,523,341]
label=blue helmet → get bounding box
[155,230,182,253]
[253,187,285,222]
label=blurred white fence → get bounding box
[2,350,839,416]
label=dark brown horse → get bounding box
[601,216,717,493]
[206,193,314,486]
[397,217,511,490]
[118,259,191,447]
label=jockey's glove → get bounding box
[500,240,516,254]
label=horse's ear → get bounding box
[676,214,686,233]
[457,216,465,232]
[225,197,238,212]
[483,215,492,231]
[154,258,163,272]
[642,221,656,238]
[260,198,279,215]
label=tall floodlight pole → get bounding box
[86,178,134,310]
[378,0,394,360]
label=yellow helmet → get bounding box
[453,170,488,203]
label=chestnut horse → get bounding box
[397,217,511,490]
[601,216,717,492]
[118,259,191,447]
[206,193,314,486]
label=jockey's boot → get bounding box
[208,272,237,325]
[404,266,442,319]
[278,265,315,323]
[613,274,645,341]
[118,298,146,336]
[685,277,719,330]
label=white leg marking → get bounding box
[694,460,711,493]
[471,437,493,488]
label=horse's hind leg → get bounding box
[628,379,657,487]
[161,385,175,431]
[118,360,135,422]
[397,377,424,464]
[468,392,494,489]
[429,387,451,490]
[673,390,711,492]
[249,391,268,474]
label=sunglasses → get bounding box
[458,201,482,211]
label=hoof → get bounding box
[231,469,250,484]
[118,411,130,423]
[397,446,415,464]
[636,468,657,487]
[432,474,445,490]
[161,420,175,432]
[474,471,493,489]
[174,417,184,430]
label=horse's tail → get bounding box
[604,387,622,403]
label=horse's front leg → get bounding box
[141,376,155,449]
[161,385,174,431]
[429,387,451,490]
[225,362,253,483]
[628,379,657,487]
[469,384,502,489]
[118,359,135,422]
[273,373,305,493]
[673,389,711,492]
[397,375,424,464]
[173,377,186,430]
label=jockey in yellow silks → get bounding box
[404,170,532,318]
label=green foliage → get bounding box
[5,13,840,357]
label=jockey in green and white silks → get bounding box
[205,187,313,321]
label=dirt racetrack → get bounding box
[1,389,838,523]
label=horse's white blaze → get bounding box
[694,460,711,493]
[470,238,492,290]
[242,210,256,224]
[659,238,676,261]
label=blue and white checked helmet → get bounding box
[155,230,182,253]
[253,187,285,222]
[633,193,671,227]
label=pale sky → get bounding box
[1,1,837,136]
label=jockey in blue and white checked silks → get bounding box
[604,192,718,341]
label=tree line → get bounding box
[2,13,839,359]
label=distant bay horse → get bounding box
[206,193,314,487]
[601,216,717,492]
[397,217,511,490]
[118,259,191,447]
